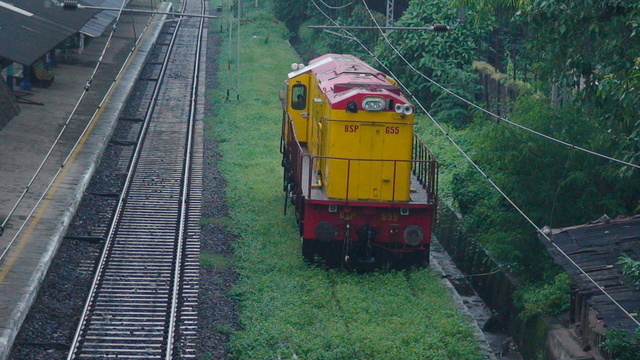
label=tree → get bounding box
[272,0,309,34]
[375,0,493,127]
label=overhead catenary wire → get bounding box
[309,0,640,327]
[317,0,353,10]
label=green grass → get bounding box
[204,1,485,359]
[200,253,234,269]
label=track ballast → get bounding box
[66,0,206,358]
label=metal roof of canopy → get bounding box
[0,0,100,65]
[80,0,132,38]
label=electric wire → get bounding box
[317,0,353,10]
[310,0,640,327]
[369,5,639,170]
[0,1,156,263]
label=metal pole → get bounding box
[236,0,241,99]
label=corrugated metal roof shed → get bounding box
[0,0,100,65]
[540,216,640,334]
[80,0,131,38]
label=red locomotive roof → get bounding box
[307,54,411,110]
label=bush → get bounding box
[515,272,570,319]
[602,328,640,360]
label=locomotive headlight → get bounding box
[394,103,404,113]
[403,225,423,246]
[362,97,385,112]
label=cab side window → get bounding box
[291,84,307,110]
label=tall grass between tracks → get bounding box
[204,1,484,359]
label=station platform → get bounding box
[0,4,169,359]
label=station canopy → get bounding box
[0,0,101,65]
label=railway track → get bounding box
[66,0,206,358]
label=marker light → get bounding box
[394,103,413,115]
[291,63,305,71]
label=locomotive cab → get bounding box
[282,64,311,144]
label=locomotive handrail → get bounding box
[281,114,307,191]
[412,133,439,201]
[282,116,438,205]
[304,155,437,204]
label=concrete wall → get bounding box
[435,205,596,360]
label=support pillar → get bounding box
[20,64,32,91]
[6,63,14,92]
[47,49,57,67]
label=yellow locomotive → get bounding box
[280,54,438,268]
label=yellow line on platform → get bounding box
[0,41,140,284]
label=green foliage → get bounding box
[271,0,308,33]
[617,253,640,290]
[516,1,640,153]
[296,19,331,61]
[454,0,531,15]
[597,58,640,174]
[200,253,234,269]
[375,0,493,127]
[517,1,640,89]
[515,272,571,319]
[602,328,640,360]
[293,1,387,63]
[459,94,638,222]
[446,93,640,279]
[468,96,595,224]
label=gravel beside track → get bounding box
[8,18,239,360]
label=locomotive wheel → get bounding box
[302,239,343,268]
[302,238,318,263]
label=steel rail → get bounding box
[165,0,205,356]
[66,0,206,358]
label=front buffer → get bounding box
[301,200,434,270]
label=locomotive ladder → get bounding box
[66,0,206,358]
